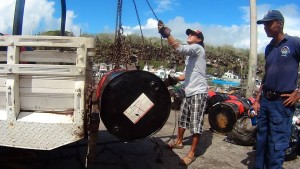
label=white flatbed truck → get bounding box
[0,35,98,166]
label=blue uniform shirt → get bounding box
[263,34,300,92]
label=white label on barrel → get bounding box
[123,93,154,124]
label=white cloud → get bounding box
[123,16,253,50]
[22,0,56,35]
[122,18,160,36]
[64,10,81,36]
[0,0,16,33]
[0,0,80,36]
[154,0,177,13]
[1,1,299,53]
[127,3,300,53]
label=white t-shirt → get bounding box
[176,43,208,97]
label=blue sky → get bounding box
[1,0,300,52]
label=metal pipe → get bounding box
[13,0,25,35]
[60,0,66,36]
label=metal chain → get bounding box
[112,0,163,67]
[132,0,145,60]
[146,0,158,21]
[113,0,124,67]
[115,0,122,41]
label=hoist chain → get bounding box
[115,0,122,41]
[113,0,124,67]
[146,0,158,21]
[112,0,164,67]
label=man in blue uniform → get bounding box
[253,10,300,169]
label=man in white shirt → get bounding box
[158,20,208,166]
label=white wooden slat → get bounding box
[7,36,94,48]
[0,37,5,43]
[0,75,6,108]
[0,65,5,71]
[20,76,75,89]
[0,87,5,92]
[0,51,6,62]
[0,84,5,105]
[1,50,80,63]
[20,93,74,111]
[0,35,7,45]
[0,75,5,87]
[0,64,86,76]
[0,75,4,107]
[20,50,77,64]
[0,36,94,48]
[0,93,5,108]
[1,51,7,110]
[20,88,74,94]
[19,75,75,111]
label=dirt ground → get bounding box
[1,110,300,169]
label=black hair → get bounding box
[197,41,205,48]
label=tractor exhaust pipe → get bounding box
[60,0,66,36]
[13,0,25,35]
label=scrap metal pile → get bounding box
[94,40,185,67]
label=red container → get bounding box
[208,99,250,134]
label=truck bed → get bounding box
[0,35,94,150]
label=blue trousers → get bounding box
[254,96,293,169]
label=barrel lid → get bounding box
[99,70,171,141]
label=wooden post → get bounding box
[246,0,258,98]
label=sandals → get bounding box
[168,142,183,149]
[181,156,196,166]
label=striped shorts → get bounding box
[178,93,207,134]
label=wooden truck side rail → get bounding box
[0,35,95,150]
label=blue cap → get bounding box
[257,10,284,24]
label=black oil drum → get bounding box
[208,99,250,134]
[97,69,171,141]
